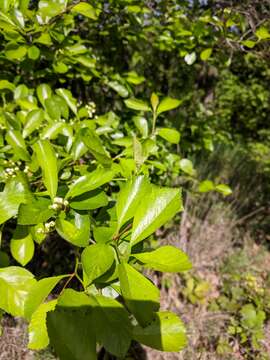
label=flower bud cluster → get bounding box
[86,101,96,118]
[49,197,69,212]
[44,221,56,233]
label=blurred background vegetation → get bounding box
[0,0,270,359]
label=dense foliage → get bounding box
[0,1,269,359]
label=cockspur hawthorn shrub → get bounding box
[0,79,193,358]
[0,1,234,358]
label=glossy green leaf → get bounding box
[10,225,34,266]
[37,83,52,106]
[33,140,58,200]
[157,128,180,144]
[179,158,195,176]
[157,97,181,115]
[23,109,44,138]
[24,275,66,319]
[200,48,212,61]
[0,176,31,225]
[56,212,90,247]
[131,185,183,246]
[81,244,115,284]
[0,79,14,91]
[66,167,115,199]
[69,189,108,210]
[93,226,115,244]
[18,196,54,225]
[6,129,30,161]
[116,175,149,231]
[5,45,27,60]
[133,116,148,137]
[56,88,77,115]
[198,180,215,193]
[71,2,97,20]
[108,81,129,98]
[27,45,40,60]
[28,300,57,350]
[0,266,36,317]
[124,98,151,112]
[133,311,187,351]
[255,27,270,40]
[45,95,68,120]
[215,184,232,196]
[133,246,192,272]
[118,262,160,326]
[91,295,132,357]
[80,128,112,166]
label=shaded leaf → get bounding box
[81,244,115,284]
[118,262,160,326]
[133,311,187,351]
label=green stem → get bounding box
[152,111,157,135]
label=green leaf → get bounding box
[71,2,97,20]
[45,95,68,120]
[255,27,270,40]
[118,262,160,326]
[18,196,54,225]
[0,79,15,91]
[47,307,96,360]
[80,128,112,166]
[0,176,31,225]
[69,190,108,210]
[133,246,192,272]
[27,45,40,60]
[133,116,148,138]
[56,212,90,247]
[200,48,212,61]
[38,0,66,22]
[157,98,181,115]
[23,109,44,138]
[91,295,132,357]
[6,129,30,161]
[81,244,115,284]
[198,180,215,193]
[33,140,58,200]
[108,81,129,98]
[28,300,57,350]
[56,88,77,115]
[5,45,27,60]
[0,266,36,316]
[131,185,183,246]
[24,275,66,320]
[179,158,195,176]
[215,184,232,196]
[66,167,115,199]
[37,83,52,107]
[116,176,149,231]
[242,40,256,49]
[133,311,187,351]
[93,226,115,244]
[157,128,180,144]
[124,98,151,112]
[10,225,34,266]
